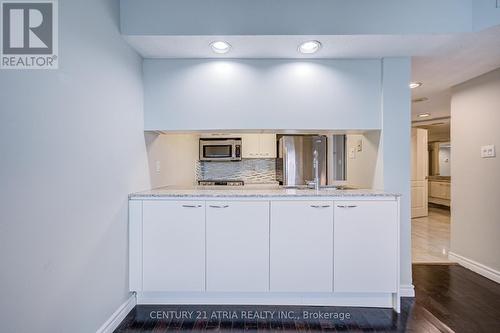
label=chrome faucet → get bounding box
[306,149,321,190]
[312,149,320,190]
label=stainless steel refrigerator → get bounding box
[278,135,328,186]
[277,135,346,186]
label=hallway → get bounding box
[412,207,452,263]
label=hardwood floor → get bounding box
[412,264,500,333]
[114,265,500,332]
[412,207,453,263]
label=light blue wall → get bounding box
[381,58,412,288]
[0,1,149,332]
[143,59,382,131]
[472,0,500,30]
[121,0,474,35]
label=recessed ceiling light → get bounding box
[418,113,431,118]
[412,97,429,103]
[298,40,321,54]
[409,82,423,89]
[210,41,231,54]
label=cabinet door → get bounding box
[429,181,437,197]
[334,201,398,293]
[206,201,269,292]
[142,201,205,291]
[439,182,450,199]
[270,201,334,292]
[241,134,260,158]
[442,183,451,200]
[259,134,277,158]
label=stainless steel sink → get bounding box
[320,185,357,190]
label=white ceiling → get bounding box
[411,24,500,121]
[125,25,500,120]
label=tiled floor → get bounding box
[411,206,453,263]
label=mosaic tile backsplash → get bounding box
[197,158,277,184]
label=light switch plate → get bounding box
[356,139,363,152]
[349,147,356,159]
[480,145,496,158]
[155,160,161,172]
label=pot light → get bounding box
[210,41,231,54]
[418,113,431,118]
[412,97,429,103]
[409,82,423,89]
[298,40,321,54]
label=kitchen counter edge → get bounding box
[129,188,401,199]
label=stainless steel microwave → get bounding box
[199,138,242,161]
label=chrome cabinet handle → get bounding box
[337,205,358,208]
[310,205,331,208]
[209,205,229,209]
[182,204,202,208]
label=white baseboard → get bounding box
[449,251,500,284]
[136,292,394,308]
[399,284,415,297]
[96,293,136,333]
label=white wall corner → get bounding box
[449,252,500,284]
[381,57,413,290]
[399,284,415,297]
[96,293,136,333]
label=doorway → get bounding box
[411,122,453,263]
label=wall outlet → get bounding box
[155,160,161,173]
[480,145,496,158]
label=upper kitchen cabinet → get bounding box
[241,134,277,158]
[260,134,277,158]
[143,59,382,131]
[241,134,260,158]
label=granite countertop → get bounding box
[129,185,401,199]
[428,176,451,182]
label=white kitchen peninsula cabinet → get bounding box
[206,201,269,292]
[129,191,401,311]
[334,200,398,293]
[270,201,334,292]
[142,201,205,292]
